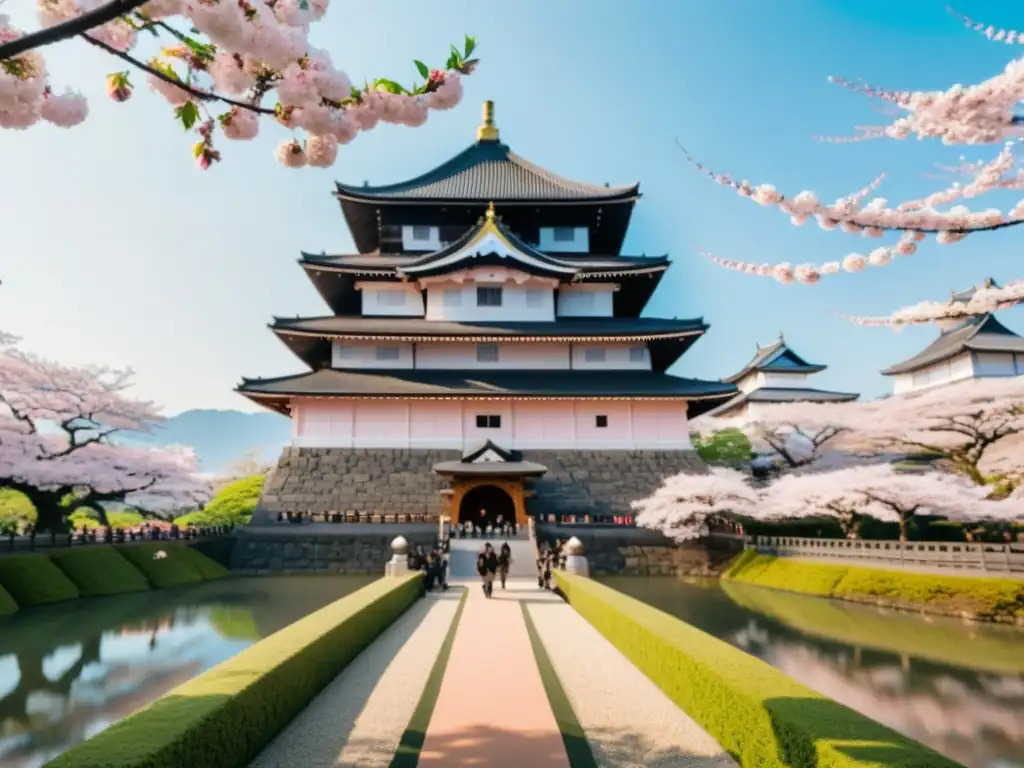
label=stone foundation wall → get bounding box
[230,528,439,574]
[254,447,706,523]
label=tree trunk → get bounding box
[898,514,908,544]
[21,489,71,534]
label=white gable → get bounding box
[403,229,578,276]
[472,449,506,463]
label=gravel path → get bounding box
[249,589,463,768]
[526,600,738,768]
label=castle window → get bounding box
[411,225,432,241]
[584,348,606,363]
[552,227,575,243]
[629,347,646,363]
[375,346,400,361]
[595,415,608,428]
[476,343,499,363]
[476,414,501,428]
[477,286,503,307]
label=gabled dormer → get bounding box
[722,332,826,393]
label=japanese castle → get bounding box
[881,278,1024,395]
[705,332,859,419]
[239,101,734,526]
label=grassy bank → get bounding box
[722,551,1024,623]
[556,572,962,768]
[0,542,230,615]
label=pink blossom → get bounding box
[838,278,1024,329]
[220,107,259,140]
[147,72,191,107]
[867,247,891,266]
[276,138,307,168]
[208,52,255,95]
[773,263,794,284]
[40,88,87,127]
[305,133,337,167]
[634,468,759,542]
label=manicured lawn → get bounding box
[0,553,80,608]
[49,547,150,597]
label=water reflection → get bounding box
[600,576,1024,768]
[0,575,374,767]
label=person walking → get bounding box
[536,544,549,589]
[498,541,511,589]
[477,543,499,598]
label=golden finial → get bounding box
[477,100,499,142]
[485,201,496,222]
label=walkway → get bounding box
[417,579,569,767]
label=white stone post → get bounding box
[563,536,589,577]
[386,535,410,577]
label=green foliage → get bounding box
[692,428,753,467]
[116,542,208,588]
[47,574,424,768]
[0,553,80,608]
[555,572,961,768]
[175,101,200,130]
[176,475,264,527]
[49,548,150,598]
[723,551,1024,622]
[0,489,35,532]
[0,583,17,616]
[68,509,144,530]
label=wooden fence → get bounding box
[748,535,1024,576]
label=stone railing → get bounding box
[749,535,1024,576]
[272,510,441,525]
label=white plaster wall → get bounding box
[289,398,694,451]
[972,351,1019,377]
[359,284,424,317]
[401,225,442,251]
[893,351,977,394]
[556,284,615,317]
[571,343,650,370]
[415,342,570,369]
[537,226,590,253]
[758,371,811,389]
[425,283,555,322]
[332,341,414,369]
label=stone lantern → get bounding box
[564,536,589,577]
[386,535,410,577]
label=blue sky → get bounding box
[0,0,1022,414]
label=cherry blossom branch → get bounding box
[81,32,275,115]
[946,5,1024,45]
[834,279,1024,329]
[0,0,145,60]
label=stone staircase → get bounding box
[447,537,536,580]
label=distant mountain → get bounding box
[127,409,292,474]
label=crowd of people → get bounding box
[451,514,518,539]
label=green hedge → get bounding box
[115,542,217,588]
[555,572,962,768]
[49,548,150,597]
[723,551,1024,622]
[0,553,80,608]
[47,573,424,768]
[0,582,17,616]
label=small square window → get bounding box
[443,288,462,307]
[477,343,499,363]
[584,348,606,363]
[477,286,503,307]
[475,415,501,428]
[525,289,544,308]
[411,225,432,241]
[553,227,575,243]
[629,347,646,363]
[596,415,608,428]
[375,346,400,361]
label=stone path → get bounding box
[417,579,570,767]
[526,599,737,767]
[249,589,462,768]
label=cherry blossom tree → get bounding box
[858,378,1024,488]
[679,6,1024,315]
[1,0,477,168]
[633,467,759,542]
[0,347,211,531]
[760,464,1013,541]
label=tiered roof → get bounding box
[705,333,858,418]
[334,101,640,254]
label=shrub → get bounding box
[724,551,1024,622]
[176,475,264,527]
[49,548,150,597]
[0,488,36,529]
[116,542,207,588]
[48,573,424,768]
[0,583,17,616]
[0,553,80,607]
[68,509,144,530]
[556,572,960,768]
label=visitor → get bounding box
[496,514,504,534]
[465,520,475,539]
[498,541,511,589]
[536,544,548,589]
[436,547,449,591]
[539,547,553,590]
[477,543,499,598]
[478,508,488,536]
[455,522,463,539]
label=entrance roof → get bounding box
[432,440,548,477]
